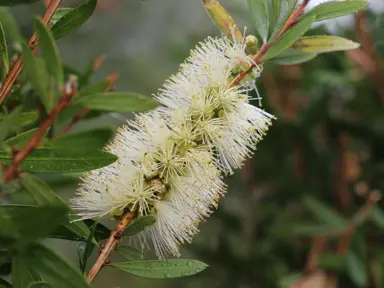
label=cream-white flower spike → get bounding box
[73,34,274,259]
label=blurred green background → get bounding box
[7,0,384,287]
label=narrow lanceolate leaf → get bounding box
[116,245,143,261]
[46,129,113,150]
[0,0,39,6]
[347,251,368,287]
[51,0,97,39]
[51,219,110,241]
[0,106,21,143]
[302,196,348,228]
[0,8,21,42]
[124,216,156,237]
[19,174,93,246]
[18,111,38,127]
[75,92,159,113]
[0,205,68,250]
[17,243,89,288]
[0,148,118,173]
[35,18,64,87]
[4,128,38,147]
[22,43,52,111]
[292,36,360,54]
[0,22,9,72]
[304,0,369,22]
[78,80,111,97]
[272,49,317,65]
[247,0,269,42]
[50,8,72,26]
[202,0,243,42]
[111,259,208,279]
[12,255,41,288]
[263,16,316,61]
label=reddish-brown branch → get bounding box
[3,78,77,183]
[229,0,310,87]
[0,0,62,105]
[86,211,136,283]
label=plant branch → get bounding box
[54,71,119,139]
[85,2,312,282]
[86,211,136,283]
[229,0,310,87]
[0,0,62,105]
[3,77,77,183]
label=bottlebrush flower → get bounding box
[72,34,274,258]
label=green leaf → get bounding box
[0,22,8,72]
[46,129,113,150]
[50,219,110,241]
[75,92,159,113]
[0,205,68,250]
[0,8,21,42]
[0,0,39,6]
[50,8,72,26]
[22,43,52,111]
[116,245,143,261]
[263,15,315,61]
[78,223,96,273]
[370,206,384,229]
[304,0,369,22]
[111,259,208,279]
[0,107,21,143]
[12,254,41,288]
[0,148,118,173]
[272,49,317,65]
[271,0,282,25]
[17,243,89,288]
[292,36,360,53]
[247,0,269,42]
[20,173,94,243]
[20,173,66,206]
[28,282,52,288]
[0,278,12,288]
[17,112,38,127]
[51,0,97,39]
[124,216,156,237]
[78,80,111,97]
[347,251,368,287]
[4,128,38,147]
[302,196,348,228]
[35,17,63,87]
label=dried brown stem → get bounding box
[0,0,62,105]
[229,0,310,87]
[3,78,77,183]
[86,211,136,283]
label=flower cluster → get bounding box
[72,35,274,258]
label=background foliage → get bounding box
[1,0,384,287]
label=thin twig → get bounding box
[54,71,119,139]
[0,0,62,105]
[229,0,310,87]
[86,211,136,283]
[3,78,77,183]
